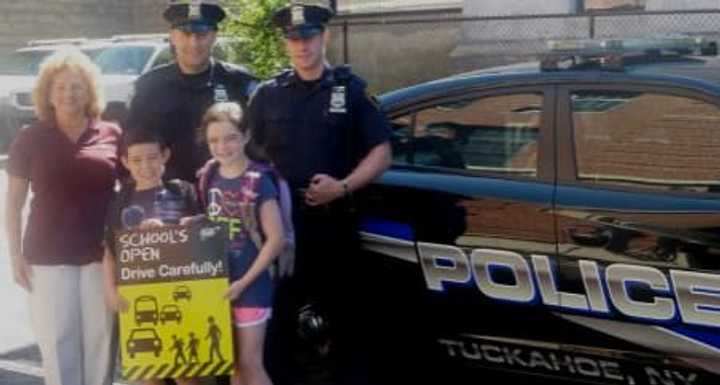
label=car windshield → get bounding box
[0,50,53,75]
[0,48,105,76]
[93,45,154,75]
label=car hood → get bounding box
[0,75,36,98]
[100,75,137,104]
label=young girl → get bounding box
[102,129,201,385]
[197,102,284,385]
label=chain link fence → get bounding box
[327,9,720,93]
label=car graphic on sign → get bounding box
[134,295,158,326]
[159,304,182,324]
[126,328,162,359]
[173,285,192,301]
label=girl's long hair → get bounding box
[197,102,268,163]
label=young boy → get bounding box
[102,129,201,385]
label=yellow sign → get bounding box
[116,223,233,381]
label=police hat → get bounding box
[272,3,334,39]
[163,0,226,33]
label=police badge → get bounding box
[329,86,347,114]
[189,0,202,19]
[213,84,229,102]
[291,5,306,26]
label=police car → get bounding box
[354,35,720,385]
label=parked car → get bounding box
[318,36,720,385]
[0,34,246,150]
[0,38,107,148]
[1,34,171,147]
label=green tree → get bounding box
[221,0,289,80]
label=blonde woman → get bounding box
[5,49,120,385]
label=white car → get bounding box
[0,40,101,147]
[0,35,173,148]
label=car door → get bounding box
[361,84,557,383]
[553,82,720,384]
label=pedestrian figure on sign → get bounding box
[205,316,224,362]
[187,332,200,364]
[171,335,187,366]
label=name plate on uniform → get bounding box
[115,222,233,381]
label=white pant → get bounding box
[28,262,116,385]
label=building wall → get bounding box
[0,0,166,54]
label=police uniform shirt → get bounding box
[248,66,390,188]
[127,61,258,182]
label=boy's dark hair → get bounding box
[196,102,268,162]
[119,129,168,156]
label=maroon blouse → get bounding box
[7,120,120,265]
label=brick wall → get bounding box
[0,0,166,54]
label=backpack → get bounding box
[197,159,296,276]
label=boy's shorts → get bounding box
[233,307,272,328]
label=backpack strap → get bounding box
[246,162,296,248]
[196,159,220,208]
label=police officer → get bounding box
[126,0,258,182]
[248,2,392,384]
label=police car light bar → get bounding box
[542,35,718,71]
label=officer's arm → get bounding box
[342,141,391,194]
[343,87,392,193]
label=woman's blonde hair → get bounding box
[32,48,105,122]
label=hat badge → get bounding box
[291,5,306,26]
[189,0,202,19]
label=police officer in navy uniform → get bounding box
[126,0,258,183]
[248,2,392,384]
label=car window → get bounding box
[572,90,720,193]
[0,50,53,75]
[93,45,154,75]
[391,93,542,178]
[151,46,173,69]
